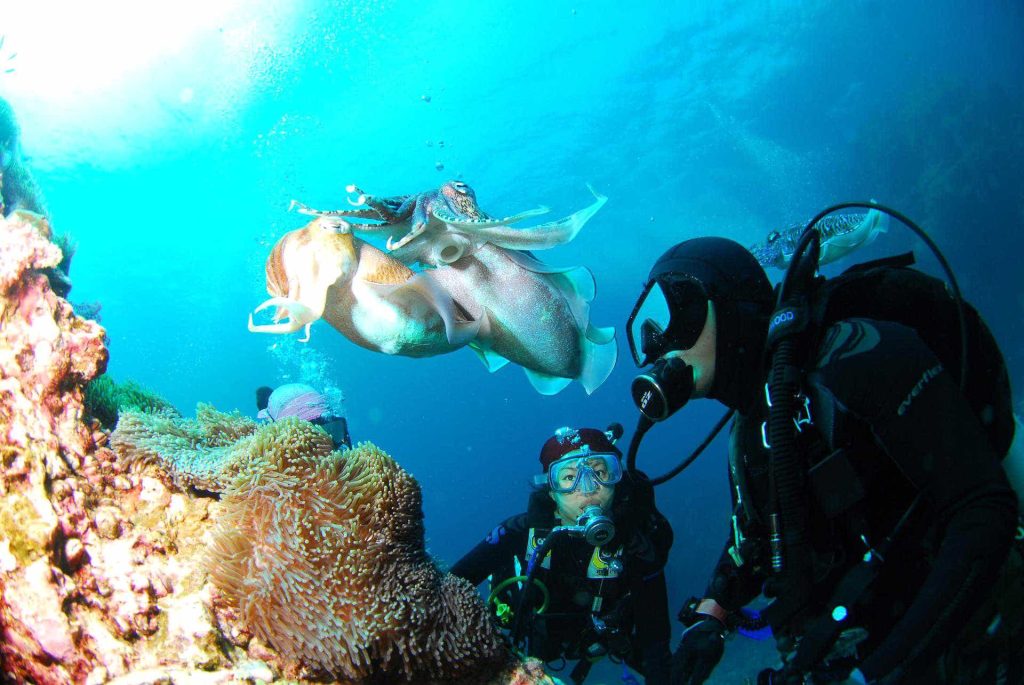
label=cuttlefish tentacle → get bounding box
[346,184,419,223]
[290,199,383,221]
[248,218,479,356]
[338,181,604,265]
[364,194,413,223]
[248,297,316,342]
[411,195,433,230]
[387,230,422,251]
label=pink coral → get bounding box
[0,210,108,472]
[0,210,108,682]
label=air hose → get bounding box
[487,575,549,626]
[626,410,735,486]
[510,530,564,647]
[764,228,820,579]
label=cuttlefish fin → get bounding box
[460,185,606,250]
[248,296,317,342]
[469,342,512,372]
[579,323,618,394]
[504,254,617,394]
[440,206,550,230]
[524,369,573,396]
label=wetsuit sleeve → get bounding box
[449,514,529,587]
[622,507,674,576]
[809,319,1018,680]
[703,539,764,612]
[633,567,672,684]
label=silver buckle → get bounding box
[729,514,746,567]
[760,393,814,449]
[794,394,813,432]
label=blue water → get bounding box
[4,1,1022,681]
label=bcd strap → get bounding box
[808,449,866,518]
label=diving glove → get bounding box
[671,618,725,685]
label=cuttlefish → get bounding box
[750,208,889,270]
[248,217,617,395]
[291,180,607,267]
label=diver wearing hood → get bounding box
[451,425,674,684]
[628,237,774,417]
[627,237,1019,684]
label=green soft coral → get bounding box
[84,374,178,430]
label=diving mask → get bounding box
[534,447,623,494]
[627,276,708,420]
[626,277,709,367]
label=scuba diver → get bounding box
[625,224,1020,684]
[451,425,674,684]
[256,382,352,449]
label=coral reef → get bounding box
[85,374,179,431]
[207,421,514,682]
[0,210,107,469]
[0,207,552,683]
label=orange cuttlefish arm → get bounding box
[247,216,481,353]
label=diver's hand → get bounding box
[670,618,725,685]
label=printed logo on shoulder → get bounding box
[897,363,944,416]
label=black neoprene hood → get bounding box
[648,237,773,306]
[646,237,774,410]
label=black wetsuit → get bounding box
[452,480,675,684]
[313,415,351,450]
[706,318,1018,682]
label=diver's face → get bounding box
[550,483,614,525]
[663,301,717,398]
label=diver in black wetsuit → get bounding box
[624,237,1020,684]
[451,426,674,684]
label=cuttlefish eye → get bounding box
[316,217,350,234]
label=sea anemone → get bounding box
[109,404,260,491]
[206,421,510,682]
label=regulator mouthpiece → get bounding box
[577,505,615,546]
[631,356,696,422]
